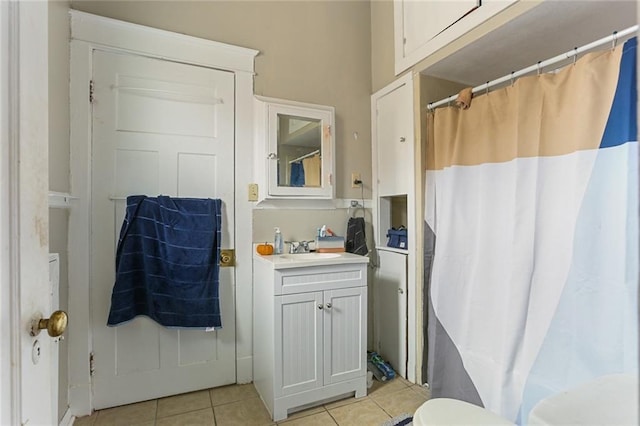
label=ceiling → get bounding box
[421,0,637,86]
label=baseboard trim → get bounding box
[236,355,253,384]
[59,408,73,426]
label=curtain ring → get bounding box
[612,31,618,50]
[536,61,542,76]
[573,47,578,65]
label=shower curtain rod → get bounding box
[289,149,320,164]
[427,25,638,111]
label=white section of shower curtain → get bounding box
[518,141,638,423]
[425,146,600,421]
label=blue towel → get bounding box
[107,195,223,329]
[290,161,305,187]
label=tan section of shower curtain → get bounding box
[303,154,321,187]
[427,45,623,171]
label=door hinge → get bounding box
[89,352,95,376]
[89,80,94,103]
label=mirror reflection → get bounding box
[277,113,322,188]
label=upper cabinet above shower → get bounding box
[393,0,518,75]
[253,96,335,203]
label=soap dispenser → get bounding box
[274,227,283,254]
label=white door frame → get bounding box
[1,1,51,424]
[68,11,258,416]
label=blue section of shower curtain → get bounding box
[600,37,637,149]
[517,38,638,425]
[107,195,223,329]
[290,161,305,187]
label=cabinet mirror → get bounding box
[276,114,322,188]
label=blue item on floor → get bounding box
[368,351,396,381]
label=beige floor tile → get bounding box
[396,377,414,387]
[74,413,98,426]
[214,396,272,426]
[94,400,157,426]
[156,408,215,426]
[157,389,211,418]
[327,399,390,426]
[367,378,409,400]
[278,411,337,426]
[410,384,431,400]
[210,383,259,406]
[283,405,326,422]
[371,387,428,418]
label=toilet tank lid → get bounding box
[528,374,639,426]
[413,398,514,426]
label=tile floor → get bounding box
[73,378,430,426]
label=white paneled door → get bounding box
[90,50,236,409]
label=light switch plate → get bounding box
[248,183,259,201]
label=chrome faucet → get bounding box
[285,240,311,254]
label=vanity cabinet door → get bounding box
[275,291,324,397]
[323,287,367,385]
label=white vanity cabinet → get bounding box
[253,254,368,421]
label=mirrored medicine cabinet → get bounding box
[254,96,335,201]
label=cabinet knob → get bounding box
[317,304,324,310]
[399,137,406,143]
[398,288,404,294]
[325,303,332,309]
[267,153,277,159]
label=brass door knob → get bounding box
[31,310,68,337]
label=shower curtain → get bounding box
[424,38,637,424]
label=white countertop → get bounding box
[254,251,369,270]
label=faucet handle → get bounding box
[298,241,311,253]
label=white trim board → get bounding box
[70,11,258,73]
[0,2,20,424]
[68,10,258,416]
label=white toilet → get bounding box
[413,374,638,426]
[413,398,514,426]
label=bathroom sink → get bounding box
[282,253,341,260]
[257,251,367,270]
